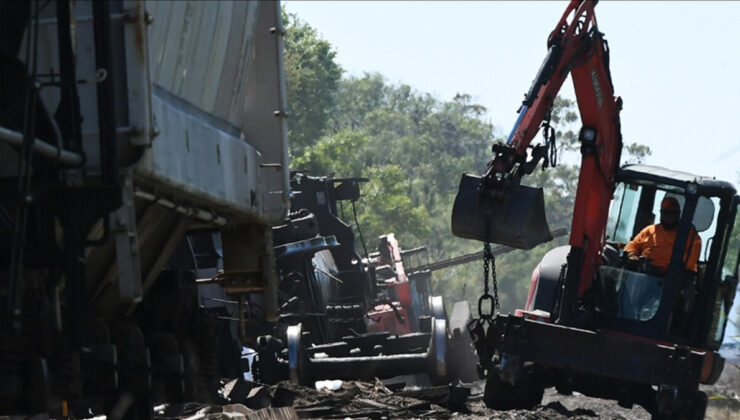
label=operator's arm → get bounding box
[624,227,650,260]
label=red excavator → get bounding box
[452,1,739,419]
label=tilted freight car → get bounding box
[0,0,288,416]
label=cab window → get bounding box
[595,266,663,321]
[605,182,719,266]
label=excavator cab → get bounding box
[592,164,739,349]
[487,164,738,417]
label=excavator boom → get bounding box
[453,0,623,309]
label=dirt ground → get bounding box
[460,385,649,420]
[155,363,740,419]
[462,363,740,420]
[702,362,740,420]
[298,364,739,419]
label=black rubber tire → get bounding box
[521,371,545,408]
[688,391,708,420]
[651,391,708,420]
[483,366,544,410]
[483,369,510,410]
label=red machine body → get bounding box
[502,0,623,314]
[366,304,411,335]
[455,1,740,418]
[366,234,414,334]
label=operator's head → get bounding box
[660,196,681,230]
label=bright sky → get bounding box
[283,1,740,186]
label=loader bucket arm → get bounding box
[451,0,623,297]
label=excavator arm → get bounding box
[452,0,623,317]
[507,0,605,150]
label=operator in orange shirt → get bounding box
[624,196,701,274]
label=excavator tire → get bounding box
[688,392,709,420]
[651,391,707,420]
[483,365,544,410]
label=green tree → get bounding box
[294,73,494,255]
[282,10,343,157]
[282,11,659,315]
[623,142,652,164]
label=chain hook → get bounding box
[477,293,496,320]
[477,240,500,324]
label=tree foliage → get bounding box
[282,14,663,314]
[282,11,343,157]
[294,73,493,252]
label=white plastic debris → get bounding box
[315,379,343,391]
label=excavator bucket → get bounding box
[451,174,553,250]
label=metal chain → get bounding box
[484,242,500,310]
[482,243,490,295]
[468,224,502,372]
[477,241,500,321]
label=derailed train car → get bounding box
[0,0,289,415]
[253,173,479,386]
[177,171,481,387]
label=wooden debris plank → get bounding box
[322,409,387,419]
[245,407,298,420]
[354,398,398,410]
[293,406,334,419]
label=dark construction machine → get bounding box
[452,1,739,419]
[252,172,484,386]
[224,171,567,387]
[175,171,510,386]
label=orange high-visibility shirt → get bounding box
[624,224,701,272]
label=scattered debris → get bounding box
[396,384,471,411]
[158,367,740,420]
